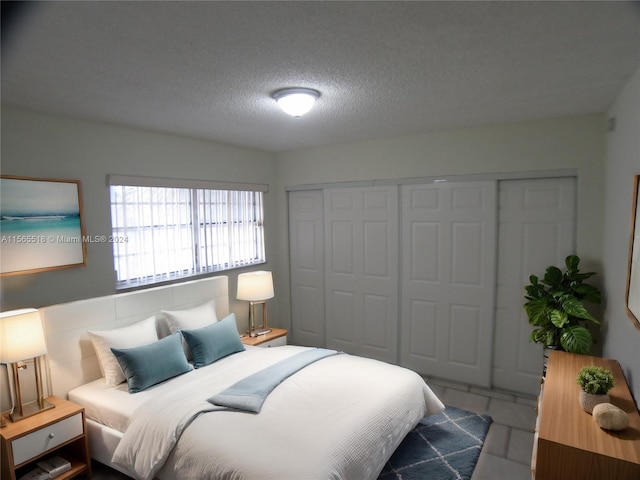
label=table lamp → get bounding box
[237,271,274,337]
[0,308,54,421]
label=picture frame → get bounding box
[0,175,87,276]
[626,174,640,329]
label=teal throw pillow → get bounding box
[111,332,192,393]
[181,313,245,368]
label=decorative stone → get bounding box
[579,390,610,414]
[592,403,630,431]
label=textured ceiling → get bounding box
[2,1,639,153]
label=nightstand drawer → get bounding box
[11,413,83,466]
[259,336,286,348]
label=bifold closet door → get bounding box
[401,181,497,387]
[288,190,326,347]
[324,186,399,363]
[493,177,576,395]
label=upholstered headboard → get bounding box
[40,275,229,398]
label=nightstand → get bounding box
[241,328,288,348]
[1,396,91,480]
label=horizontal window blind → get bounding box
[109,177,266,289]
[108,174,268,192]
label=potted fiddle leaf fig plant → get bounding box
[576,366,614,414]
[524,254,601,355]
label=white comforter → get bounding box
[113,345,444,480]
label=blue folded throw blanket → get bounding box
[208,348,339,413]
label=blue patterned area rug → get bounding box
[378,406,493,480]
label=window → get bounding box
[108,175,266,289]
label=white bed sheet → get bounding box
[69,378,140,433]
[71,345,445,480]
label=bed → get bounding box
[40,275,444,480]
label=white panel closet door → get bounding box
[401,181,497,387]
[288,190,326,347]
[492,177,576,395]
[324,186,399,363]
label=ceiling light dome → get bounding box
[272,88,320,117]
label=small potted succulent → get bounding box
[576,366,614,414]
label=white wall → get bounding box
[602,67,640,408]
[274,114,607,336]
[0,107,278,324]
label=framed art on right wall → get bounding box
[626,174,640,329]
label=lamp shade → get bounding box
[237,271,274,301]
[0,308,47,363]
[272,88,320,117]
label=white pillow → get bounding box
[88,315,158,387]
[162,300,218,358]
[162,300,218,332]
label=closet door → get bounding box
[288,190,325,347]
[401,181,497,387]
[493,177,576,395]
[324,186,399,363]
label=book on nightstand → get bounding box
[36,456,71,477]
[17,467,50,480]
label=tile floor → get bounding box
[425,376,537,480]
[87,377,538,480]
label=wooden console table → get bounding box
[532,351,640,479]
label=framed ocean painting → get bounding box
[0,175,86,276]
[627,174,640,329]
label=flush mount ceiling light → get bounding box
[272,88,320,117]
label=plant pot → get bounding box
[579,390,610,414]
